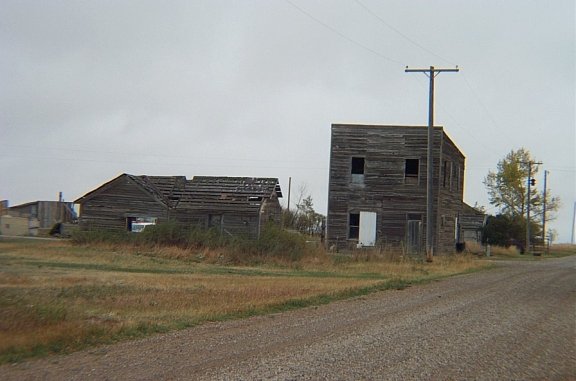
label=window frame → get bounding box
[348,212,360,239]
[404,158,420,185]
[350,157,365,184]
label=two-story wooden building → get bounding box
[326,124,465,254]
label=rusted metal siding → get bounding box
[327,124,465,254]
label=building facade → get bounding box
[326,124,465,254]
[75,174,282,239]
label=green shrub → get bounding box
[140,221,189,247]
[71,229,136,245]
[72,222,309,263]
[187,226,231,249]
[255,224,306,261]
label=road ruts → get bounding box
[1,256,574,380]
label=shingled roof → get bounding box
[75,174,282,211]
[177,176,282,211]
[131,175,187,208]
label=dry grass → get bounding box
[549,244,576,257]
[487,245,521,257]
[0,238,489,363]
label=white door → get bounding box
[359,212,377,247]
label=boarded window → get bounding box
[405,159,419,184]
[349,213,360,239]
[208,214,222,228]
[406,213,422,254]
[358,211,377,247]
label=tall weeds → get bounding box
[71,222,309,264]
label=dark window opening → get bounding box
[349,213,360,239]
[405,159,419,184]
[351,157,365,174]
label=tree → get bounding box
[484,148,560,225]
[294,195,324,235]
[282,185,325,236]
[482,214,540,252]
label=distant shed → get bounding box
[459,203,487,244]
[8,200,76,229]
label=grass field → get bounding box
[464,241,576,259]
[0,238,494,364]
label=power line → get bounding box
[459,73,518,143]
[283,0,404,66]
[353,0,456,66]
[407,74,503,158]
[285,0,513,160]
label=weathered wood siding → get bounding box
[173,208,260,238]
[78,175,169,231]
[174,176,282,239]
[460,204,486,244]
[435,133,465,253]
[327,124,465,254]
[76,174,282,240]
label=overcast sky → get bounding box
[1,0,574,242]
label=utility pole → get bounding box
[570,202,576,245]
[405,66,459,261]
[525,161,542,254]
[542,170,548,250]
[287,177,292,211]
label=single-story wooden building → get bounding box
[74,173,282,239]
[459,203,487,244]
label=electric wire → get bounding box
[408,74,503,158]
[283,0,404,66]
[459,72,518,144]
[352,0,457,66]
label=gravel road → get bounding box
[2,256,574,380]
